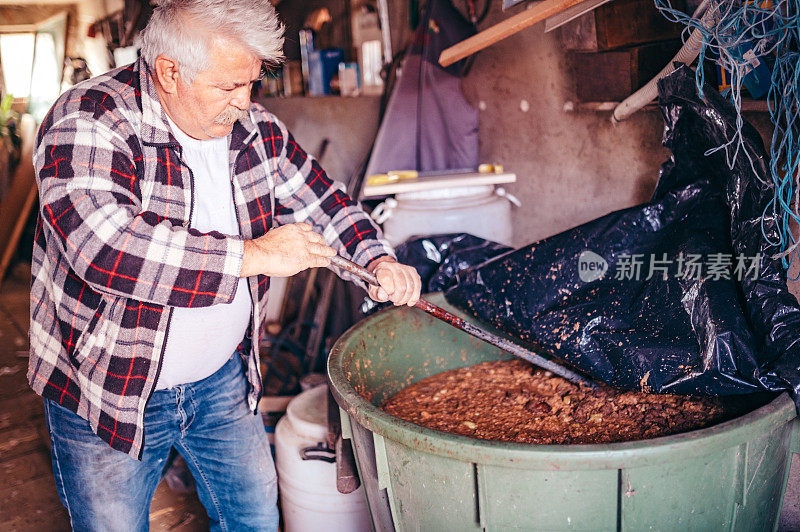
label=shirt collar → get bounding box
[137,57,260,150]
[138,57,178,147]
[229,107,259,151]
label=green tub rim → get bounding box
[328,300,798,471]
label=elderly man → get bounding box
[29,0,420,530]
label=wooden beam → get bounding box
[439,0,587,67]
[0,25,38,32]
[544,0,613,32]
[0,115,37,288]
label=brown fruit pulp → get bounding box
[382,359,749,445]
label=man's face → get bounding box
[173,35,262,139]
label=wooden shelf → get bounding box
[258,94,381,101]
[564,98,770,113]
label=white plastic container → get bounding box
[275,384,371,532]
[378,185,516,247]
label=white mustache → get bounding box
[214,107,248,125]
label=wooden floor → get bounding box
[0,265,208,531]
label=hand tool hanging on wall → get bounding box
[329,255,595,388]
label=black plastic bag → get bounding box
[360,234,511,315]
[444,66,800,401]
[398,233,512,292]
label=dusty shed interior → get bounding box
[1,0,799,530]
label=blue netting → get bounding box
[655,0,800,277]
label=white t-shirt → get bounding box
[155,116,252,389]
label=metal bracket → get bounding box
[301,442,336,463]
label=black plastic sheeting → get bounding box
[360,234,511,315]
[444,66,800,402]
[399,233,512,292]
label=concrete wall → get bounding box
[258,95,381,190]
[461,2,774,247]
[461,3,667,246]
[263,1,775,248]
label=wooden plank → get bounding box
[0,339,26,364]
[0,371,32,401]
[150,481,208,531]
[0,393,44,431]
[0,115,37,288]
[439,0,586,67]
[149,506,207,532]
[0,451,52,489]
[0,473,69,531]
[0,279,33,334]
[0,462,60,505]
[572,42,681,102]
[1,513,70,532]
[1,510,69,531]
[564,98,770,113]
[544,0,613,32]
[559,0,685,51]
[0,448,205,530]
[0,424,44,461]
[362,171,516,198]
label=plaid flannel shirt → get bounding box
[29,58,393,458]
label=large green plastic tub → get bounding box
[328,294,800,531]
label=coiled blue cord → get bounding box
[655,0,800,278]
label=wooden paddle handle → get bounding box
[438,0,586,67]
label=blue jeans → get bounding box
[44,353,278,532]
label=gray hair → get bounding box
[138,0,284,83]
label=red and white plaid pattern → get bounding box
[29,58,392,458]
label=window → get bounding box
[0,12,67,122]
[29,32,60,121]
[0,33,35,99]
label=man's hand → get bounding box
[240,223,336,277]
[367,257,422,307]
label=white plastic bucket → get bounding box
[378,185,516,247]
[275,384,371,532]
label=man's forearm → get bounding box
[240,240,258,278]
[239,223,335,278]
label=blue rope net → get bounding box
[655,0,800,277]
